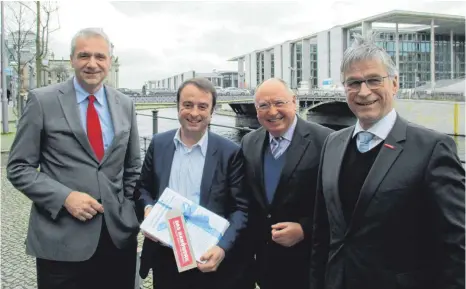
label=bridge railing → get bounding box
[397,90,465,101]
[136,110,254,155]
[133,94,255,104]
[133,88,464,104]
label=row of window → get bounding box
[356,31,465,43]
[253,33,465,89]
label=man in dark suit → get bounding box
[7,28,141,289]
[136,78,253,289]
[310,33,465,289]
[241,78,333,289]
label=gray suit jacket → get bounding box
[7,79,142,262]
[311,115,465,289]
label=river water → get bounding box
[137,108,465,163]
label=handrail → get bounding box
[136,112,254,132]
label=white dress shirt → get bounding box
[352,109,397,151]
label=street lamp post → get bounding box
[1,1,9,133]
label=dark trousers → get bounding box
[152,245,255,289]
[36,219,137,289]
[255,250,310,289]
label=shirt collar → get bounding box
[269,114,298,143]
[73,77,106,105]
[352,108,397,140]
[173,128,209,157]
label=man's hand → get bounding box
[142,206,160,243]
[64,191,104,222]
[144,206,152,219]
[197,246,225,273]
[271,222,304,247]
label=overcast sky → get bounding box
[13,1,466,88]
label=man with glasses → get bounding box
[241,78,333,289]
[310,33,465,289]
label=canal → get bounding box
[136,108,465,163]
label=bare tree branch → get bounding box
[5,1,60,91]
[39,2,59,58]
[4,1,38,113]
[17,1,34,13]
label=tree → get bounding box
[142,84,146,96]
[5,2,37,114]
[4,1,59,114]
[50,63,69,83]
[35,1,60,88]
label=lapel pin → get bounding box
[384,143,395,149]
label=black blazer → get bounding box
[136,129,249,282]
[311,116,465,289]
[241,116,333,288]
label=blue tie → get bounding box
[357,131,375,153]
[271,137,282,159]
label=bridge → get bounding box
[133,90,355,130]
[132,89,465,135]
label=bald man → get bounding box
[240,78,333,289]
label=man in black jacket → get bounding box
[241,78,333,289]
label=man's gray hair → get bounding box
[340,33,398,81]
[70,28,112,57]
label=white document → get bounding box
[140,187,230,262]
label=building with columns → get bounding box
[229,10,465,90]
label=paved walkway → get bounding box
[1,106,18,152]
[0,153,154,288]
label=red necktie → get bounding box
[87,95,104,161]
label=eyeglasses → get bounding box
[255,100,291,111]
[343,76,391,92]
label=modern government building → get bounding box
[148,10,465,91]
[229,10,465,90]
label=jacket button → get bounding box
[267,214,271,218]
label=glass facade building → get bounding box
[220,72,239,88]
[349,29,465,88]
[250,27,465,89]
[310,44,318,88]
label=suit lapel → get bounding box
[346,116,406,235]
[252,128,268,209]
[327,128,354,233]
[57,79,98,163]
[271,118,312,206]
[158,138,176,198]
[100,86,122,164]
[200,132,218,207]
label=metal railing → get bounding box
[136,108,465,164]
[136,110,254,154]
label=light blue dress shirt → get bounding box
[352,108,397,150]
[73,77,114,151]
[268,114,298,158]
[168,129,208,205]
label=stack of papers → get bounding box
[140,188,230,262]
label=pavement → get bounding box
[0,105,155,288]
[1,106,18,153]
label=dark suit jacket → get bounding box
[136,129,249,283]
[310,115,465,289]
[7,79,141,262]
[241,116,333,288]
